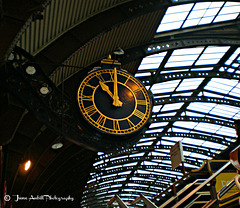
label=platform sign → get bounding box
[170,141,184,169]
[215,172,239,207]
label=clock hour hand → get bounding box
[99,81,113,98]
[113,67,123,107]
[99,80,122,107]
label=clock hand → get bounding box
[99,81,113,98]
[113,67,123,107]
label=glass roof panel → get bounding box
[156,3,194,32]
[195,46,230,65]
[176,78,204,91]
[204,78,239,94]
[138,52,167,70]
[165,47,204,67]
[151,80,181,94]
[157,1,240,33]
[82,3,240,207]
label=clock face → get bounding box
[77,68,151,136]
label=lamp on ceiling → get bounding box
[24,160,31,171]
[51,135,64,150]
[25,65,36,75]
[113,47,124,55]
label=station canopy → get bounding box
[81,1,240,207]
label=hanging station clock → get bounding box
[76,57,152,149]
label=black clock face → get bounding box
[77,68,151,135]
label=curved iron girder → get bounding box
[151,116,235,128]
[94,155,202,172]
[143,132,232,145]
[91,163,183,181]
[87,181,167,197]
[121,36,240,67]
[154,95,240,108]
[139,71,240,85]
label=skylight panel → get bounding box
[194,122,221,133]
[182,1,223,28]
[136,141,153,146]
[150,80,181,94]
[145,128,163,134]
[187,102,217,113]
[174,121,198,129]
[204,78,239,94]
[156,3,194,32]
[157,1,240,34]
[203,91,224,98]
[182,137,204,145]
[225,47,240,65]
[157,112,177,117]
[149,122,169,128]
[195,46,230,65]
[173,92,193,97]
[202,141,227,149]
[209,104,240,118]
[161,102,184,112]
[233,112,240,120]
[135,72,151,78]
[214,2,240,23]
[160,69,189,74]
[176,78,204,91]
[152,105,162,113]
[167,3,194,14]
[138,52,167,70]
[189,152,211,159]
[165,47,204,68]
[229,83,240,97]
[185,111,205,117]
[216,126,236,137]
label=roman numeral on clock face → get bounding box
[133,109,145,120]
[96,115,106,126]
[86,83,96,90]
[127,119,135,128]
[82,95,93,101]
[133,87,141,93]
[96,74,105,82]
[84,105,97,116]
[137,99,147,105]
[113,120,120,131]
[109,72,114,82]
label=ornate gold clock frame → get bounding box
[76,56,152,148]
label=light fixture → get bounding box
[8,53,15,61]
[24,160,31,171]
[113,47,124,55]
[51,142,63,150]
[51,136,64,150]
[26,66,36,75]
[40,86,50,95]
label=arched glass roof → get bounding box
[81,1,240,207]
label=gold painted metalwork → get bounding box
[77,68,151,135]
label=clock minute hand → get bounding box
[113,67,123,107]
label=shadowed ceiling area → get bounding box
[0,0,240,208]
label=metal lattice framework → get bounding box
[1,1,240,208]
[81,1,240,207]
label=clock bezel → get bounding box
[77,67,152,138]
